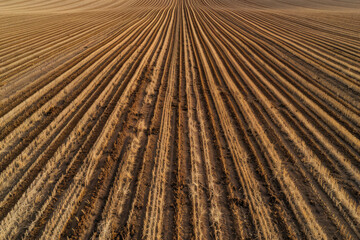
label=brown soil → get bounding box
[0,0,359,239]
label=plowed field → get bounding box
[0,0,360,239]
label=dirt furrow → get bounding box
[1,0,359,238]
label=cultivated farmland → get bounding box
[0,0,360,239]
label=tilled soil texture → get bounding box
[0,0,360,239]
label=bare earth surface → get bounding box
[0,0,360,239]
